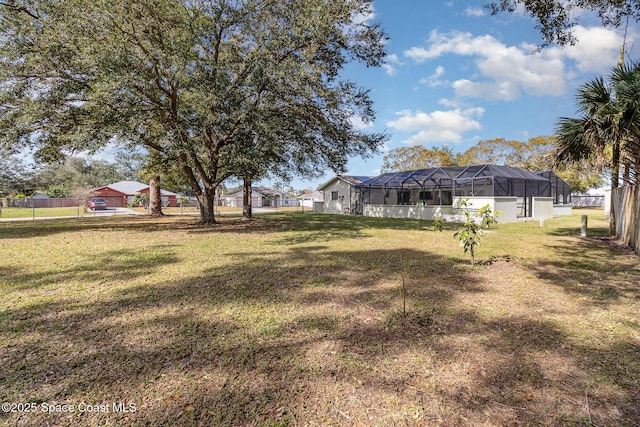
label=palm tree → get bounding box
[610,63,640,185]
[556,61,640,234]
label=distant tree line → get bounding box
[0,155,125,198]
[381,136,604,194]
[0,151,196,198]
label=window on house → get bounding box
[331,191,339,200]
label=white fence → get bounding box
[612,185,640,255]
[572,195,605,207]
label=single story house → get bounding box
[320,165,572,222]
[318,175,373,214]
[92,181,179,207]
[220,186,295,208]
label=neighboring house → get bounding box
[220,186,295,208]
[319,175,373,214]
[92,181,179,207]
[297,190,324,208]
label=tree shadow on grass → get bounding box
[1,214,450,249]
[0,246,180,291]
[547,226,610,237]
[0,216,196,240]
[186,213,447,246]
[1,228,638,425]
[0,245,479,426]
[528,238,640,307]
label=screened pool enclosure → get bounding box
[353,165,571,220]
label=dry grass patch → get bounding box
[0,210,638,426]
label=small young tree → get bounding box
[478,204,499,228]
[453,200,499,266]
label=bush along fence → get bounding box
[612,184,640,255]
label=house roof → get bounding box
[253,186,289,197]
[342,176,374,185]
[94,180,179,196]
[318,175,373,190]
[298,190,324,200]
[223,186,289,198]
[96,181,148,195]
[358,165,548,189]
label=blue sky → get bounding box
[81,1,639,192]
[275,0,640,191]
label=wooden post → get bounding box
[580,215,588,237]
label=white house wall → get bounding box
[493,197,518,223]
[363,204,445,220]
[532,197,554,219]
[361,196,555,223]
[222,195,261,207]
[323,179,355,214]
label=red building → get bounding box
[92,181,179,208]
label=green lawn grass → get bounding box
[131,206,306,215]
[0,206,83,219]
[0,209,637,426]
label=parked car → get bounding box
[88,198,107,210]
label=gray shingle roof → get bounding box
[96,181,179,196]
[97,181,147,195]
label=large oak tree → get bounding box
[0,0,387,223]
[487,0,640,47]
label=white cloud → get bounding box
[382,53,401,76]
[452,79,521,101]
[387,53,401,64]
[351,3,375,25]
[386,108,484,144]
[382,64,397,76]
[438,98,459,108]
[350,115,373,130]
[463,7,485,17]
[419,65,446,87]
[402,27,630,101]
[553,25,625,72]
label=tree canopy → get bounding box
[381,145,458,172]
[0,0,387,222]
[487,0,640,46]
[556,61,640,187]
[0,154,38,197]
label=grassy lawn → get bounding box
[131,206,306,215]
[130,206,241,215]
[0,206,82,219]
[0,209,638,426]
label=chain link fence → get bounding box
[0,197,141,221]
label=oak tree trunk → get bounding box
[149,176,164,216]
[243,177,252,220]
[197,187,217,224]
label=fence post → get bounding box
[580,215,588,237]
